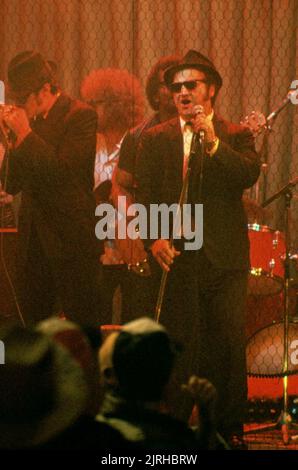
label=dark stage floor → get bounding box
[244,423,298,450]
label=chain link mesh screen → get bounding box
[0,0,297,381]
[1,0,297,231]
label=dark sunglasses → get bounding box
[16,93,33,105]
[169,79,207,93]
[10,91,32,106]
[13,87,42,105]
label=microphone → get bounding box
[0,105,17,148]
[192,104,204,119]
[193,105,205,144]
[266,90,296,122]
[189,105,205,154]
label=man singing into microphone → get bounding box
[0,51,100,328]
[136,50,260,448]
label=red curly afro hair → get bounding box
[81,68,145,130]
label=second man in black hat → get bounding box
[1,51,101,328]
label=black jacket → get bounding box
[136,115,260,270]
[1,94,98,265]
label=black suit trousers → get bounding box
[152,246,247,437]
[17,227,102,328]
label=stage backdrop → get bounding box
[0,0,297,244]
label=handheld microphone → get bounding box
[0,105,17,148]
[192,105,205,144]
[192,105,205,142]
[189,105,205,154]
[192,104,204,117]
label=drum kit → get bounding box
[241,102,298,443]
[246,221,298,332]
[241,109,298,337]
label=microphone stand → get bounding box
[245,176,298,445]
[249,90,295,207]
[155,131,204,323]
[197,131,205,203]
[0,127,26,328]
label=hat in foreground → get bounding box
[0,326,88,448]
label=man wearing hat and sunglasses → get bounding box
[136,50,260,448]
[0,51,100,328]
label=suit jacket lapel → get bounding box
[32,94,71,147]
[167,118,184,194]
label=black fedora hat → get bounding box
[7,50,56,101]
[0,326,87,449]
[164,49,222,90]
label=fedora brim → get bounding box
[6,83,36,103]
[164,63,222,89]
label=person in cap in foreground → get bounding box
[0,51,100,328]
[136,50,260,448]
[97,317,222,450]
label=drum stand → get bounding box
[245,177,298,445]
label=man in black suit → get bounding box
[0,51,100,327]
[136,50,260,446]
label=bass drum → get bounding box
[248,224,285,296]
[245,293,283,340]
[245,285,297,340]
[246,321,298,377]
